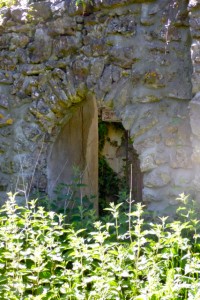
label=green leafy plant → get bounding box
[0,192,200,299]
[0,0,16,8]
[75,0,95,14]
[98,154,121,214]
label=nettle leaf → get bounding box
[0,193,199,298]
[39,271,51,279]
[48,254,63,262]
[0,275,7,283]
[27,275,38,282]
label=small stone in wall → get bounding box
[141,3,155,26]
[192,173,200,192]
[48,16,77,36]
[121,105,138,130]
[101,108,121,123]
[143,187,162,203]
[170,148,192,169]
[144,167,171,188]
[143,70,165,88]
[22,122,42,143]
[140,153,157,173]
[29,2,52,24]
[133,134,162,155]
[10,7,29,24]
[130,117,158,140]
[9,33,29,51]
[191,148,200,163]
[138,95,161,103]
[106,15,137,35]
[0,126,12,137]
[29,28,52,63]
[190,92,200,138]
[173,169,194,188]
[155,154,168,166]
[20,64,45,76]
[1,160,16,174]
[0,71,13,84]
[0,113,14,127]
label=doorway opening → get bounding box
[98,108,143,214]
[47,102,142,215]
[47,96,98,213]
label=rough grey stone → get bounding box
[140,152,157,173]
[47,16,77,36]
[130,110,158,140]
[121,105,138,130]
[141,3,155,25]
[22,122,43,142]
[172,169,194,187]
[104,78,132,109]
[133,134,162,155]
[108,45,138,68]
[52,34,82,58]
[9,33,29,50]
[143,187,163,203]
[29,28,52,63]
[0,71,13,84]
[190,93,200,138]
[143,167,171,188]
[0,0,197,212]
[20,64,45,75]
[106,15,137,35]
[90,58,105,80]
[0,34,11,50]
[170,148,192,169]
[10,7,29,23]
[50,0,67,17]
[28,2,52,24]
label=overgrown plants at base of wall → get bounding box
[0,193,200,299]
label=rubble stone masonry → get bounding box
[0,0,199,210]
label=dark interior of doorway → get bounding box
[98,121,143,215]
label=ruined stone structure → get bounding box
[0,0,200,211]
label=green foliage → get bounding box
[98,121,120,213]
[0,0,16,8]
[0,192,200,299]
[75,0,94,13]
[98,121,128,214]
[98,121,108,152]
[98,154,121,214]
[34,184,96,230]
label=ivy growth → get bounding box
[98,121,128,214]
[98,121,108,152]
[98,154,120,214]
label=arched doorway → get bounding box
[47,96,98,213]
[47,102,143,215]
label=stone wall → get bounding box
[189,0,200,201]
[0,0,198,210]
